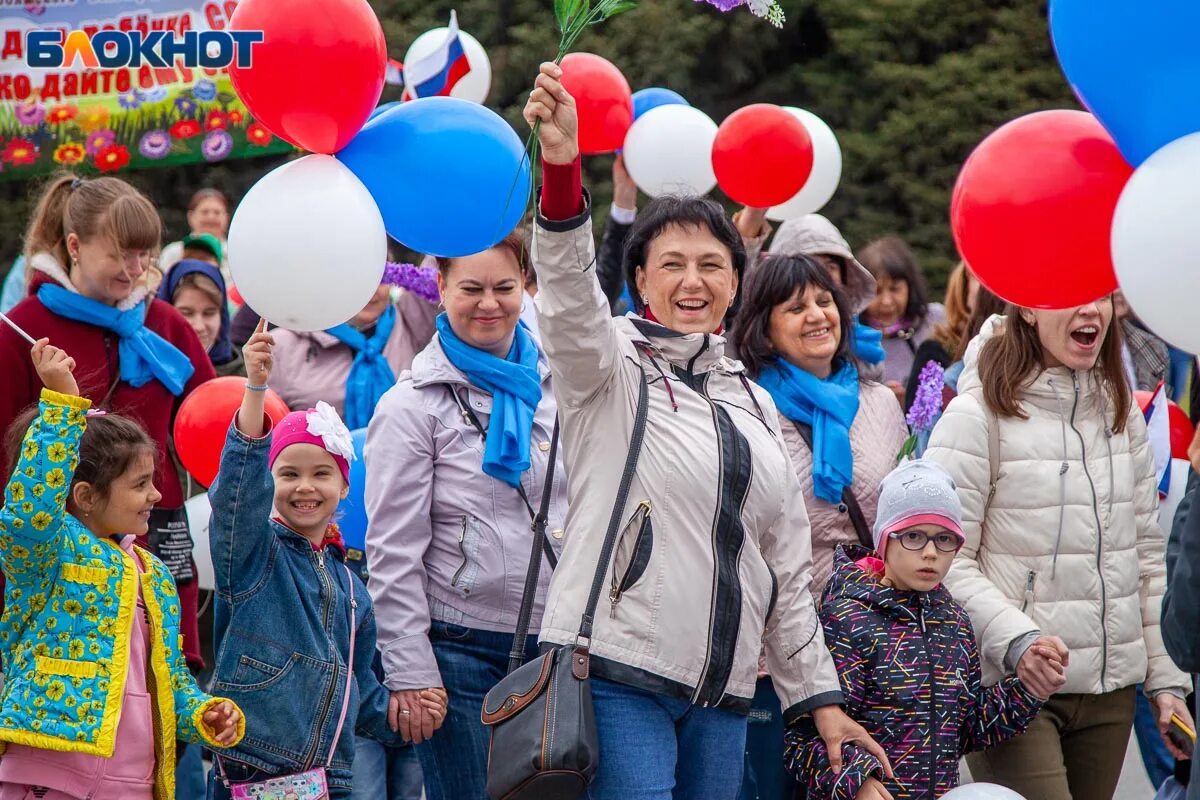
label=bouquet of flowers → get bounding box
[897,360,945,461]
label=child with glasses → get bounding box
[784,460,1067,800]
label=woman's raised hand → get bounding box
[523,62,579,166]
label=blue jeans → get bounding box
[1135,684,1176,789]
[587,676,748,800]
[351,736,424,800]
[176,742,207,799]
[740,677,799,800]
[417,621,539,800]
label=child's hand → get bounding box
[203,700,242,746]
[243,318,274,388]
[31,339,78,397]
[419,687,448,729]
[855,777,894,800]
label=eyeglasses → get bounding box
[888,529,964,553]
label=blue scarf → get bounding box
[436,313,543,488]
[38,283,195,396]
[757,357,860,504]
[157,259,234,365]
[325,304,398,430]
[851,317,886,365]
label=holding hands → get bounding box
[1017,635,1070,699]
[202,700,243,746]
[31,339,78,398]
[389,688,449,744]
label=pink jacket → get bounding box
[269,291,437,417]
[0,537,153,800]
[779,381,908,600]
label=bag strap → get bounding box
[326,564,358,768]
[506,420,561,675]
[446,386,559,570]
[792,421,874,550]
[572,371,650,679]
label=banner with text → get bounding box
[0,0,292,181]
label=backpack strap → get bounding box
[792,421,874,550]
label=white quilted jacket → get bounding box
[779,381,908,599]
[926,316,1188,695]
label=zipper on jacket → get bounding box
[610,501,652,615]
[918,599,937,791]
[450,516,470,589]
[1070,371,1108,687]
[303,546,339,770]
[1020,571,1037,613]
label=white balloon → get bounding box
[941,784,1027,800]
[1160,458,1192,530]
[1113,131,1200,352]
[767,107,843,221]
[403,26,492,105]
[623,104,718,197]
[185,492,214,592]
[229,154,386,332]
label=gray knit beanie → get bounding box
[873,460,964,555]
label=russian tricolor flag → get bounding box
[402,10,472,101]
[1144,381,1172,499]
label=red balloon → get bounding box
[175,377,289,487]
[228,0,386,154]
[712,104,814,207]
[951,110,1132,310]
[228,284,244,306]
[560,53,633,156]
[1135,390,1196,461]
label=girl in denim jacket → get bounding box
[207,322,445,798]
[0,340,242,800]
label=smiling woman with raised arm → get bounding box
[522,62,891,799]
[925,299,1194,800]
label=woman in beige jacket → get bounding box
[926,303,1193,800]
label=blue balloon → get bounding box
[632,88,689,121]
[368,101,400,122]
[338,97,532,257]
[1050,0,1200,166]
[336,428,369,552]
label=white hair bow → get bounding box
[306,401,357,462]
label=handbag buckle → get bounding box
[571,636,590,680]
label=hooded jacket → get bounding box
[157,258,239,373]
[769,214,877,315]
[532,200,841,719]
[784,546,1042,800]
[363,334,566,692]
[925,315,1189,696]
[0,253,216,669]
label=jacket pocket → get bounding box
[449,515,482,596]
[763,565,779,634]
[609,501,653,612]
[60,562,109,587]
[222,654,297,691]
[1020,570,1037,613]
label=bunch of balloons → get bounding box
[226,0,528,332]
[560,52,843,216]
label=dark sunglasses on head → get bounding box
[888,528,965,553]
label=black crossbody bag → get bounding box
[481,374,650,800]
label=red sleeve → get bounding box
[150,299,216,408]
[540,155,584,221]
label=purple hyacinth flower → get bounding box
[139,129,171,159]
[694,0,744,10]
[201,129,233,162]
[381,262,440,304]
[15,100,45,127]
[905,360,946,433]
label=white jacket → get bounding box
[926,316,1188,695]
[532,204,842,719]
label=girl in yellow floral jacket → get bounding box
[0,339,243,800]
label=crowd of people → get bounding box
[0,63,1196,800]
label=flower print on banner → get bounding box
[227,109,244,125]
[170,119,202,139]
[46,104,78,124]
[204,110,228,131]
[117,91,142,110]
[174,95,198,117]
[1,139,37,166]
[192,79,217,102]
[15,101,45,128]
[94,144,130,173]
[201,129,233,162]
[52,143,86,166]
[77,105,110,133]
[84,129,116,156]
[246,121,273,146]
[142,85,169,103]
[138,129,171,159]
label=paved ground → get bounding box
[960,733,1156,799]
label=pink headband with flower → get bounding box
[268,401,356,484]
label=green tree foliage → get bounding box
[0,0,1076,294]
